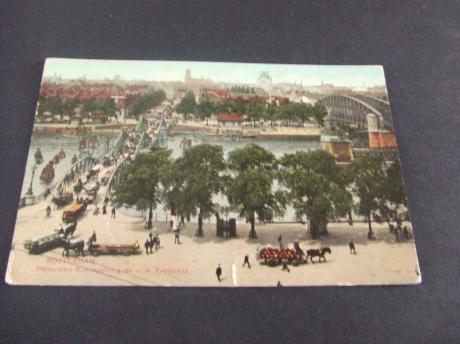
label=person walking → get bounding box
[174,231,180,245]
[349,241,356,255]
[281,262,290,272]
[102,204,107,215]
[242,254,251,268]
[155,234,160,250]
[111,207,116,218]
[46,205,52,218]
[278,234,283,249]
[216,263,222,282]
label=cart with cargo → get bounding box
[88,242,141,256]
[62,202,87,223]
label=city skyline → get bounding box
[43,58,387,87]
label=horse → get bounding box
[62,239,85,257]
[144,238,155,254]
[306,247,332,263]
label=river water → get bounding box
[22,131,320,222]
[166,133,320,222]
[167,133,319,159]
[21,132,118,197]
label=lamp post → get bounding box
[25,164,36,196]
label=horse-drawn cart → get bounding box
[88,242,141,256]
[62,203,87,223]
[259,247,305,266]
[258,243,332,266]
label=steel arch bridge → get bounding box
[317,94,393,130]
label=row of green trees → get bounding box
[130,89,166,117]
[114,144,407,239]
[174,91,328,125]
[37,96,118,118]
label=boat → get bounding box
[51,154,60,164]
[79,138,86,150]
[34,148,43,164]
[88,136,99,149]
[58,148,66,159]
[40,163,55,184]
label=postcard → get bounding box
[6,58,420,286]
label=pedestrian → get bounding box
[277,281,283,287]
[281,262,290,272]
[174,231,180,244]
[155,234,160,250]
[144,238,151,255]
[102,204,107,215]
[349,241,356,255]
[242,254,251,268]
[88,231,97,248]
[278,234,283,249]
[216,263,222,282]
[111,207,116,218]
[46,205,51,217]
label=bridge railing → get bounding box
[18,156,98,209]
[105,129,149,202]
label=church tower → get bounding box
[185,69,192,83]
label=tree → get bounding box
[246,103,264,125]
[172,144,226,236]
[113,148,173,228]
[351,155,386,239]
[278,102,311,124]
[378,160,408,238]
[175,91,196,121]
[263,103,279,126]
[196,100,216,125]
[131,90,166,117]
[217,99,247,114]
[279,150,353,238]
[225,145,285,238]
[312,103,328,126]
[80,98,118,118]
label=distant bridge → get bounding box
[317,94,393,130]
[105,116,170,201]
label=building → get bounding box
[200,88,230,102]
[367,114,397,149]
[257,71,272,97]
[216,113,245,127]
[183,69,214,92]
[320,134,354,163]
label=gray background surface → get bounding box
[0,1,459,342]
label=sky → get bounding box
[43,58,387,87]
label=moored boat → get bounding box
[58,148,66,159]
[40,163,55,184]
[51,154,60,164]
[71,154,78,164]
